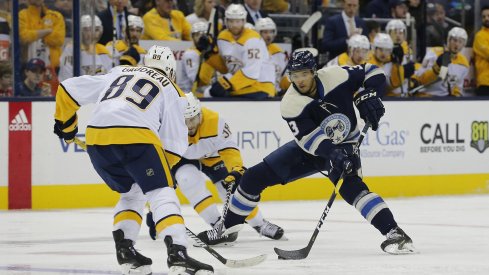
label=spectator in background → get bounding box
[322,0,367,59]
[244,0,268,25]
[390,0,408,19]
[262,0,290,13]
[52,0,72,38]
[19,0,65,69]
[18,58,51,97]
[98,0,132,45]
[366,20,380,42]
[367,33,394,94]
[186,0,217,25]
[141,0,191,41]
[366,0,390,18]
[473,6,489,96]
[426,2,450,47]
[130,0,154,16]
[0,62,13,97]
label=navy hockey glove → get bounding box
[196,35,216,59]
[391,44,404,64]
[53,115,78,143]
[433,51,450,75]
[210,76,233,97]
[328,145,360,183]
[146,211,157,240]
[223,166,246,187]
[353,89,385,131]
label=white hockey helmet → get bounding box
[191,21,208,34]
[348,34,370,50]
[447,27,468,45]
[244,22,255,30]
[143,45,176,82]
[225,4,247,20]
[128,15,144,32]
[255,17,276,33]
[373,33,394,50]
[184,93,201,119]
[386,19,406,33]
[81,15,102,28]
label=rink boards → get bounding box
[1,100,489,209]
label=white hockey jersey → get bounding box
[178,48,200,93]
[268,43,288,92]
[184,107,242,169]
[54,66,189,166]
[58,43,113,81]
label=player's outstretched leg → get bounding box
[165,236,214,275]
[113,229,152,275]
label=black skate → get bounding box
[165,236,214,275]
[381,227,417,255]
[253,219,286,240]
[113,229,152,275]
[196,222,238,246]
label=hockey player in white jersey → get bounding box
[209,4,276,98]
[58,15,112,81]
[198,50,416,255]
[54,46,213,275]
[147,93,284,244]
[325,34,370,67]
[255,17,290,94]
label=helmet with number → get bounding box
[373,33,394,49]
[128,15,144,32]
[184,93,201,119]
[191,21,208,34]
[255,17,276,34]
[447,27,468,46]
[386,19,406,33]
[143,45,176,82]
[81,15,102,28]
[225,4,247,20]
[348,34,370,50]
[287,49,317,73]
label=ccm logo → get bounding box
[354,92,377,105]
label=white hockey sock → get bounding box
[113,184,146,243]
[146,187,187,248]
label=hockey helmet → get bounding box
[447,27,468,46]
[255,17,277,34]
[225,4,247,20]
[287,49,317,73]
[128,15,144,32]
[143,45,176,82]
[373,33,394,50]
[385,19,406,33]
[81,15,102,28]
[348,34,370,50]
[191,22,208,34]
[184,93,201,119]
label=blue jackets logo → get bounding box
[470,121,489,153]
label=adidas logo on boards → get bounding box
[9,109,32,131]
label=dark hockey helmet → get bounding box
[287,50,317,73]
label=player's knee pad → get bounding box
[146,187,187,247]
[338,175,369,205]
[174,164,208,204]
[352,191,389,224]
[113,184,147,242]
[240,162,281,196]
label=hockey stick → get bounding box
[186,227,267,268]
[300,11,322,48]
[274,123,371,260]
[73,137,87,150]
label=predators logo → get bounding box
[470,121,489,153]
[223,55,243,75]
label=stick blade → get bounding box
[300,11,322,34]
[224,254,267,268]
[274,246,310,260]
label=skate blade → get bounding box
[383,242,418,255]
[169,266,213,275]
[192,241,236,248]
[121,264,152,275]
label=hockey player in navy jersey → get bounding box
[198,50,416,255]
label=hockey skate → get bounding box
[197,222,240,246]
[113,229,152,275]
[165,236,214,275]
[253,219,286,240]
[381,227,417,255]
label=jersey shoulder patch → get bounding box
[237,29,261,45]
[280,87,314,119]
[268,43,283,55]
[317,66,349,95]
[452,53,469,67]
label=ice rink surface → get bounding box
[1,195,489,275]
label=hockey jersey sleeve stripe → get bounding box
[85,126,162,147]
[154,145,175,188]
[54,84,81,123]
[218,147,243,171]
[155,214,184,234]
[297,127,328,155]
[113,210,143,225]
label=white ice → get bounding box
[1,195,489,275]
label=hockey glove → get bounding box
[223,166,246,187]
[328,145,360,184]
[210,76,233,97]
[146,211,157,240]
[433,51,450,79]
[391,44,404,64]
[53,115,78,143]
[403,61,415,79]
[353,88,385,131]
[196,35,216,59]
